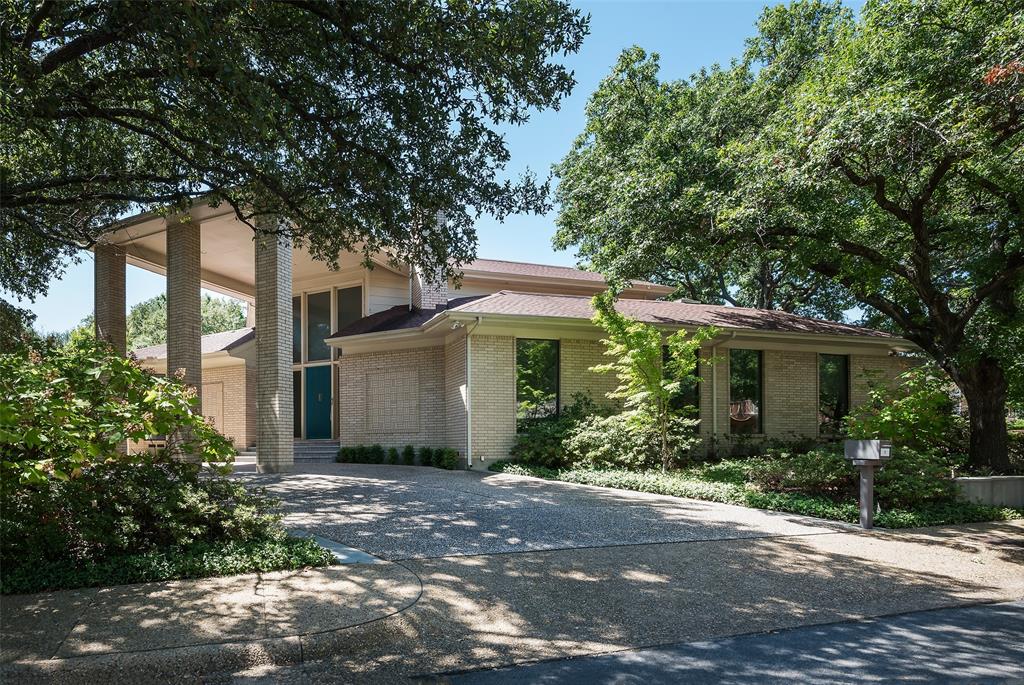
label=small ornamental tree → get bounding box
[0,338,234,484]
[590,291,718,470]
[845,363,965,458]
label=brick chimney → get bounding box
[411,264,448,310]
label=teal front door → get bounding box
[304,366,332,439]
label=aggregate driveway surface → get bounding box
[244,463,852,560]
[9,464,1016,684]
[205,464,1024,681]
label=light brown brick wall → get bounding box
[338,346,446,449]
[445,336,468,458]
[559,339,621,411]
[166,220,203,409]
[254,227,294,472]
[469,335,516,467]
[93,242,126,354]
[202,364,255,449]
[851,353,913,406]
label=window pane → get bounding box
[292,296,301,363]
[306,291,331,361]
[293,370,302,438]
[516,339,559,425]
[819,354,850,434]
[663,346,700,414]
[337,286,362,330]
[729,349,762,434]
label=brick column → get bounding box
[94,243,126,354]
[166,217,203,461]
[255,218,294,473]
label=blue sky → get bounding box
[14,1,822,333]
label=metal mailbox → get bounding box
[844,439,893,464]
[844,439,894,530]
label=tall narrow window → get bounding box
[729,349,762,434]
[306,291,331,361]
[337,286,362,330]
[663,346,701,414]
[292,370,302,438]
[292,296,301,363]
[516,339,559,425]
[819,354,850,434]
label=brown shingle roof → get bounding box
[328,297,483,338]
[464,258,669,291]
[132,327,255,360]
[448,291,894,339]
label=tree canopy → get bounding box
[554,0,1023,470]
[2,0,589,335]
[60,293,247,350]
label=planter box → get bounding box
[955,476,1024,509]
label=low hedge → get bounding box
[338,444,461,469]
[489,462,1023,529]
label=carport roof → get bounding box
[133,327,255,360]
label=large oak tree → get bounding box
[554,0,1023,471]
[1,0,588,340]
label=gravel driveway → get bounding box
[241,463,848,559]
[221,463,1024,682]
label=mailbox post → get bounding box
[844,440,893,529]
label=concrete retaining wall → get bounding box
[955,476,1024,509]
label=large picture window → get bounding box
[663,346,700,414]
[729,349,762,434]
[819,354,850,434]
[516,339,559,425]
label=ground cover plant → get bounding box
[490,446,1023,529]
[0,339,333,594]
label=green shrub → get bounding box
[511,394,599,469]
[387,447,400,464]
[0,338,235,483]
[438,448,460,470]
[401,445,416,465]
[0,458,333,593]
[418,446,434,467]
[563,412,701,471]
[367,444,385,464]
[875,447,956,507]
[741,447,854,497]
[336,446,352,463]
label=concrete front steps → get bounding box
[293,440,340,463]
[233,441,339,464]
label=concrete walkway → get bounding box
[3,464,1022,683]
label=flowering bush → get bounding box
[0,338,234,483]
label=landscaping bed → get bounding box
[0,459,334,595]
[489,459,1024,529]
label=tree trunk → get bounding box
[956,356,1010,473]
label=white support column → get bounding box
[255,217,294,473]
[166,216,203,461]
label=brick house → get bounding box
[93,205,913,471]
